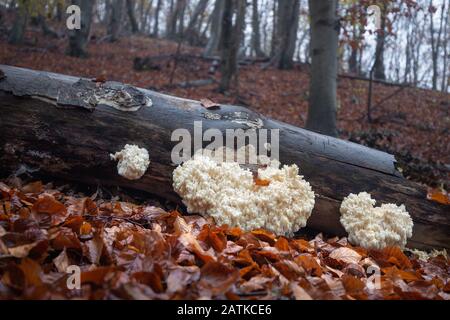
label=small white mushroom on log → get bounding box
[110,144,150,180]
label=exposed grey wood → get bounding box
[0,65,448,250]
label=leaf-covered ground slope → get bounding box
[1,180,449,300]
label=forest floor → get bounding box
[1,25,448,192]
[0,179,449,300]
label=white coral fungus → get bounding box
[340,192,413,250]
[172,154,315,236]
[110,144,150,180]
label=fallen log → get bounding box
[0,65,448,250]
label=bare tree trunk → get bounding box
[8,0,28,44]
[176,0,186,36]
[185,0,209,45]
[126,0,140,33]
[219,0,246,93]
[204,0,224,56]
[56,1,64,22]
[269,0,277,57]
[374,3,387,80]
[108,0,125,42]
[348,24,359,74]
[306,0,338,137]
[441,1,449,92]
[251,0,265,57]
[430,0,445,90]
[67,0,95,58]
[152,0,162,37]
[219,0,236,92]
[271,0,300,70]
[166,0,184,39]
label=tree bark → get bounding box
[166,0,185,39]
[251,0,265,57]
[152,0,162,37]
[204,0,225,57]
[218,0,236,92]
[0,65,448,250]
[306,0,338,137]
[67,0,95,58]
[107,0,125,42]
[270,0,299,70]
[126,0,140,33]
[374,3,387,81]
[218,0,246,93]
[8,0,28,45]
[184,0,209,45]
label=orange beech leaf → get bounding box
[295,254,322,276]
[32,194,66,215]
[239,263,260,280]
[252,248,280,263]
[63,215,84,233]
[198,261,239,296]
[132,272,164,293]
[274,237,290,252]
[234,249,255,267]
[80,222,92,236]
[19,258,43,287]
[81,267,115,285]
[225,227,243,239]
[51,228,82,250]
[291,239,312,253]
[274,260,304,280]
[254,178,271,187]
[383,247,413,269]
[208,230,227,252]
[291,282,313,300]
[21,181,43,194]
[427,188,450,205]
[341,274,365,297]
[329,247,362,265]
[251,229,276,245]
[382,266,421,282]
[83,198,98,215]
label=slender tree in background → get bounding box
[219,0,246,92]
[185,0,209,45]
[67,0,95,57]
[429,0,445,90]
[126,0,139,33]
[251,0,265,57]
[8,0,29,44]
[373,2,387,80]
[204,0,224,56]
[166,0,185,39]
[441,1,449,92]
[152,0,162,37]
[306,0,339,137]
[271,0,300,69]
[269,0,277,57]
[108,0,125,42]
[348,23,364,75]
